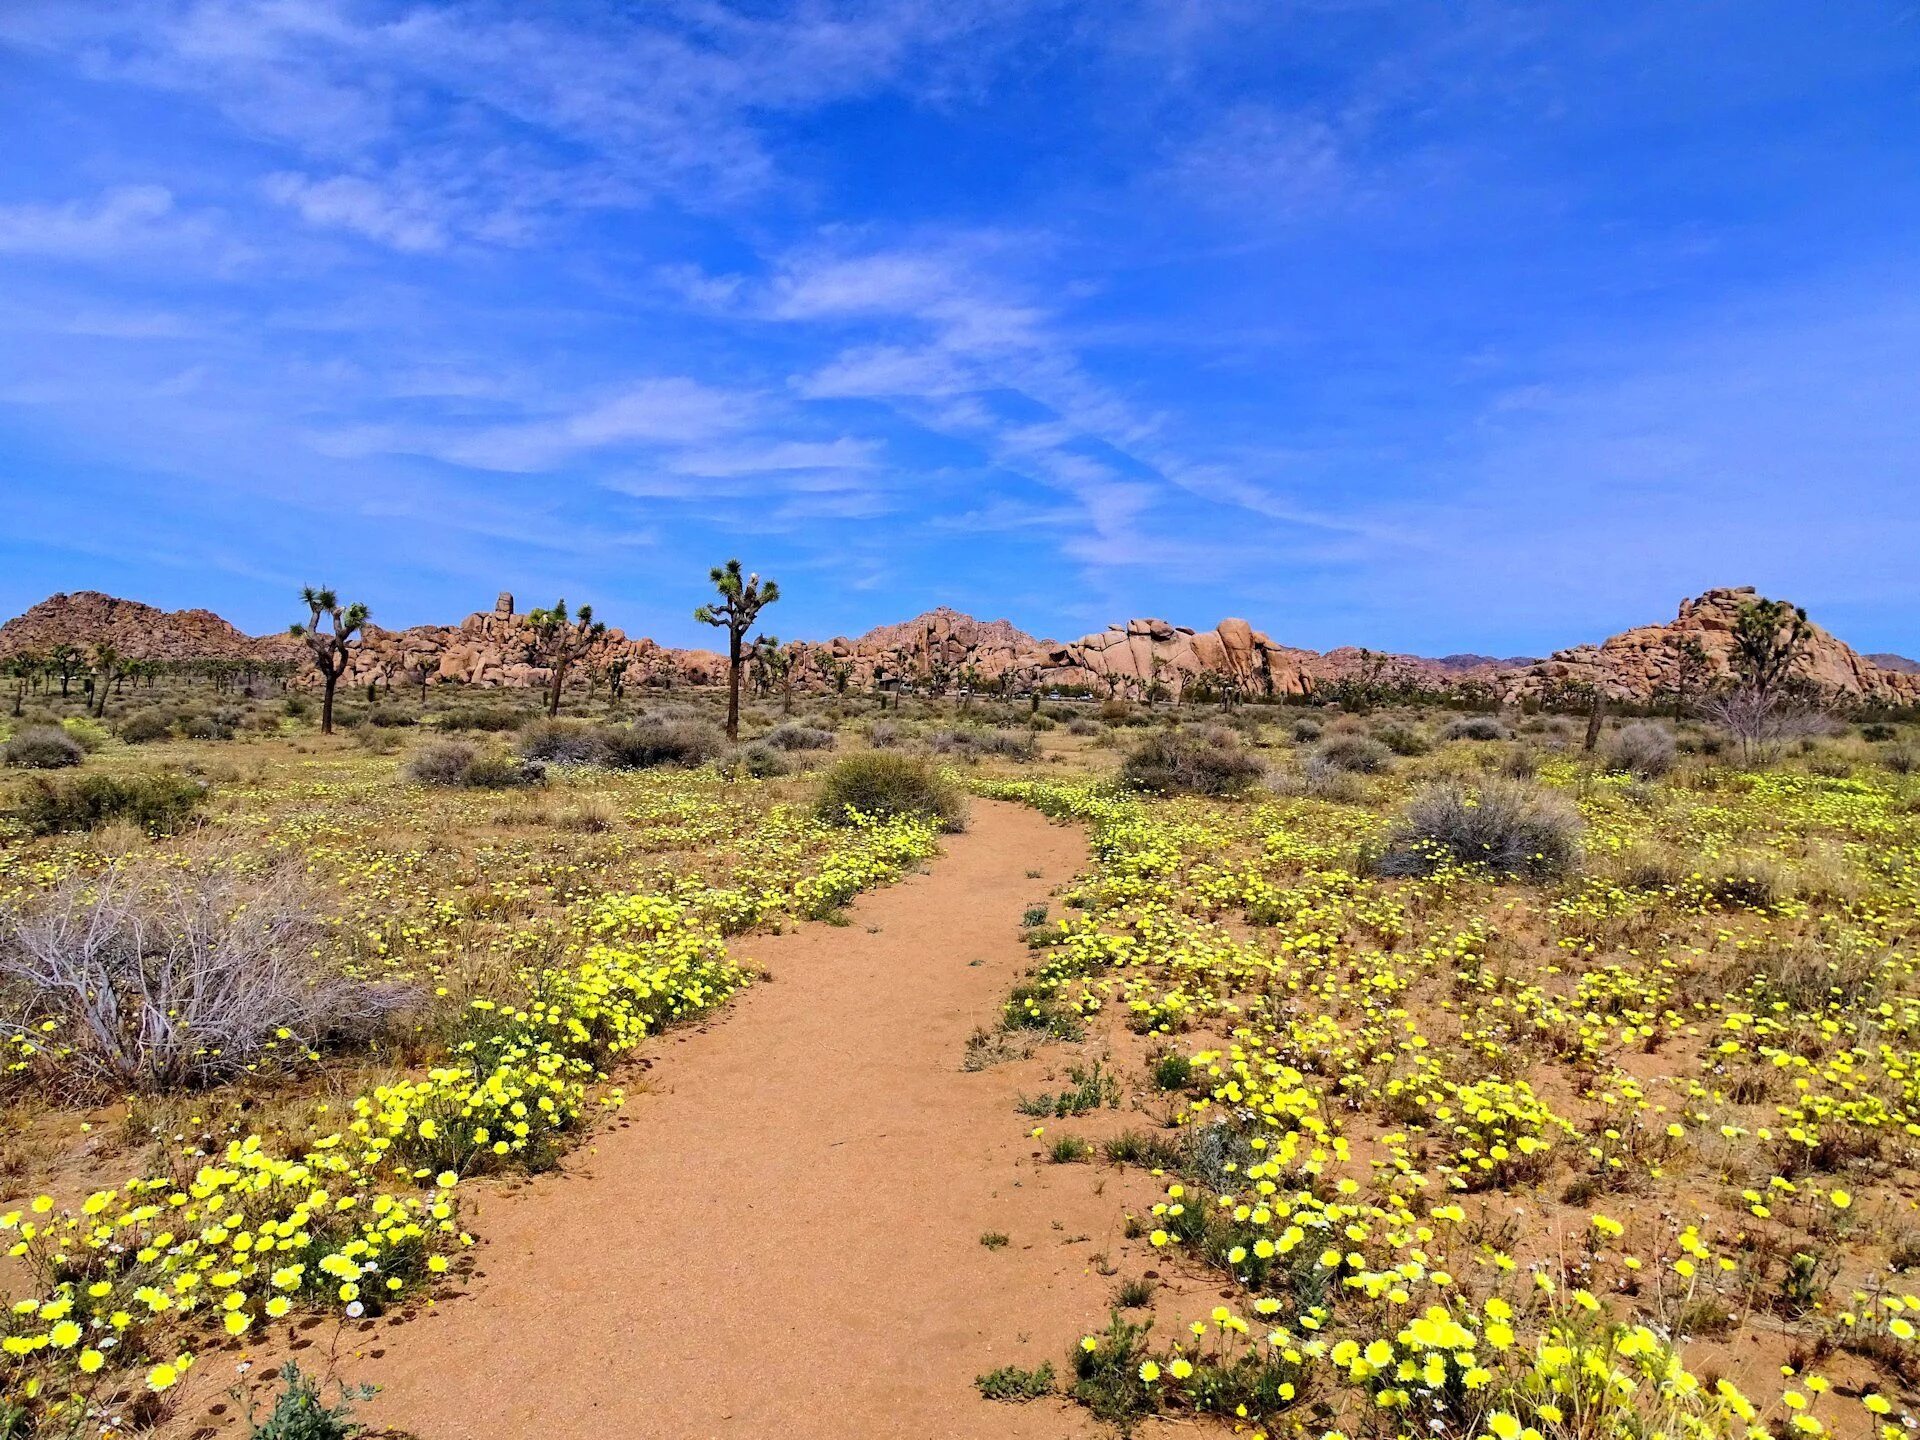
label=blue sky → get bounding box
[2,2,1918,655]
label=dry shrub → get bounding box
[1440,715,1510,742]
[1315,734,1392,773]
[405,740,543,788]
[764,722,837,752]
[3,725,84,769]
[0,858,414,1092]
[17,771,207,835]
[929,728,1038,762]
[1606,721,1677,779]
[1267,757,1364,802]
[604,718,725,770]
[516,717,611,766]
[1375,779,1582,879]
[1120,731,1264,796]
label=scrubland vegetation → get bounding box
[3,599,1920,1440]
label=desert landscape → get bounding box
[2,577,1919,1440]
[6,4,1918,1438]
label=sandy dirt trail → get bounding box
[301,799,1121,1439]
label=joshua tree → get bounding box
[49,643,83,699]
[89,643,121,717]
[604,655,630,702]
[526,600,606,718]
[290,586,370,736]
[4,652,39,717]
[1667,635,1711,718]
[695,560,779,741]
[404,656,435,704]
[1731,599,1811,698]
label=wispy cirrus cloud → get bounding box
[0,184,183,257]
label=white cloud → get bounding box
[668,438,880,477]
[0,185,178,257]
[263,172,447,252]
[314,377,761,473]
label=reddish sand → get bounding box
[205,799,1140,1438]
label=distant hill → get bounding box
[0,591,295,663]
[1868,652,1920,675]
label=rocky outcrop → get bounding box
[1044,617,1320,696]
[1497,588,1920,704]
[3,585,1912,706]
[336,593,725,694]
[0,591,298,664]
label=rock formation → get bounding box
[1496,587,1920,705]
[1,585,1913,707]
[0,592,298,665]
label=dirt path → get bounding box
[299,799,1122,1438]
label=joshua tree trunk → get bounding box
[546,661,567,718]
[321,671,340,735]
[1583,693,1606,752]
[725,631,743,740]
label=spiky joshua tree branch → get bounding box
[289,586,369,736]
[526,599,607,718]
[694,560,779,741]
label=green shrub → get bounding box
[116,710,175,744]
[366,704,417,728]
[722,742,790,779]
[976,1362,1055,1402]
[179,709,239,741]
[18,771,207,835]
[815,752,967,830]
[1120,731,1263,796]
[466,753,544,789]
[1375,780,1581,880]
[3,726,84,769]
[1151,1052,1193,1091]
[244,1359,374,1439]
[60,717,109,752]
[1372,722,1430,756]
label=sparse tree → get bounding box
[526,600,606,718]
[290,586,370,736]
[1702,684,1831,767]
[694,560,780,741]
